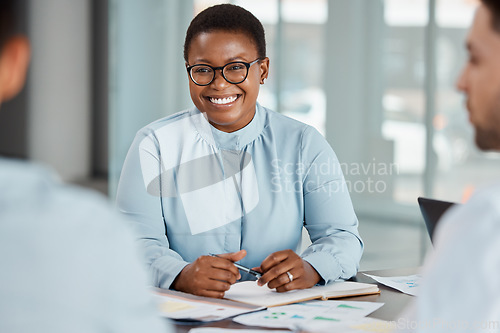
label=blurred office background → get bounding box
[0,0,490,270]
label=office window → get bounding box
[381,0,479,205]
[382,0,428,204]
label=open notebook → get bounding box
[224,280,379,307]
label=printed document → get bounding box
[363,273,421,296]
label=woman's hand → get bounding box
[255,249,320,292]
[172,250,246,298]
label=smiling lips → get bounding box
[209,95,239,105]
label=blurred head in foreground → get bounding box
[456,0,500,150]
[0,0,29,107]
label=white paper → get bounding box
[363,273,421,296]
[224,280,378,307]
[153,293,261,322]
[319,317,397,333]
[233,300,384,331]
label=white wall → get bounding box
[28,0,91,181]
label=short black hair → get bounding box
[183,4,266,62]
[0,0,15,49]
[482,0,500,33]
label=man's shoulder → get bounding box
[462,182,500,217]
[0,159,138,282]
[436,182,500,244]
[0,158,122,233]
[0,159,171,333]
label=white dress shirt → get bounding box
[398,183,500,332]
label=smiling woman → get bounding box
[116,4,363,299]
[185,30,268,132]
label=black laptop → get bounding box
[417,197,457,243]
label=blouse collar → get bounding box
[191,103,265,150]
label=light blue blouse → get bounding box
[116,103,363,289]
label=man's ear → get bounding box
[0,36,30,103]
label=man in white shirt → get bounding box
[0,1,173,332]
[399,1,500,332]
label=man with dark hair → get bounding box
[0,1,28,103]
[399,1,500,331]
[459,0,500,152]
[481,0,500,32]
[0,1,172,332]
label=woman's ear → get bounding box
[259,57,269,84]
[0,36,30,103]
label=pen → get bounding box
[209,253,262,279]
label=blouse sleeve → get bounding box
[116,129,188,289]
[299,126,363,284]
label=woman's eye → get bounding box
[194,67,212,74]
[228,64,245,71]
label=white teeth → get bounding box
[210,96,237,105]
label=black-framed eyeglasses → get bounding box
[186,58,261,86]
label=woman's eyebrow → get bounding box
[226,56,247,62]
[191,56,248,64]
